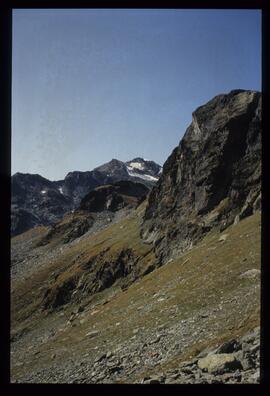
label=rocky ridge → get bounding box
[142,90,261,263]
[11,158,161,236]
[36,180,149,247]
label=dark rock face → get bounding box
[61,171,100,207]
[11,173,73,236]
[37,214,95,246]
[86,248,138,294]
[42,248,139,311]
[37,180,149,246]
[80,180,149,213]
[142,90,261,263]
[11,158,161,236]
[11,207,40,236]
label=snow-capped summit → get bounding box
[125,158,161,182]
[11,157,162,236]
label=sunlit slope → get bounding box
[11,211,260,383]
[11,201,155,325]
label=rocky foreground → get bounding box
[141,328,260,384]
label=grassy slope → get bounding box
[11,202,154,326]
[11,209,260,382]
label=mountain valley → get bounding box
[11,90,261,384]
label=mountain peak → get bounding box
[11,156,161,236]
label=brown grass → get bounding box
[11,209,261,382]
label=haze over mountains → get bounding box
[11,90,261,384]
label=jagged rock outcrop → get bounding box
[80,180,149,212]
[41,247,141,311]
[37,180,149,246]
[11,207,41,237]
[11,158,161,236]
[142,90,261,263]
[11,173,73,236]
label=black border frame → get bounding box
[0,1,269,391]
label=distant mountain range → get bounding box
[11,157,162,236]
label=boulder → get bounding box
[86,330,100,338]
[239,269,260,279]
[198,353,243,374]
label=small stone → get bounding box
[86,330,100,338]
[210,378,223,384]
[96,373,106,381]
[108,365,123,374]
[232,371,242,382]
[95,353,106,363]
[249,370,260,383]
[239,269,260,279]
[241,356,255,370]
[141,376,151,383]
[200,313,209,318]
[181,367,193,375]
[106,351,113,359]
[234,215,240,225]
[165,378,177,384]
[51,353,56,359]
[149,377,160,384]
[249,343,260,355]
[218,234,228,242]
[179,358,198,368]
[107,359,120,368]
[215,339,241,354]
[150,335,161,344]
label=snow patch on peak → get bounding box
[58,187,63,194]
[41,190,47,194]
[126,168,158,182]
[127,162,145,171]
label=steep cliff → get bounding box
[142,90,261,263]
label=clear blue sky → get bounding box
[12,9,261,181]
